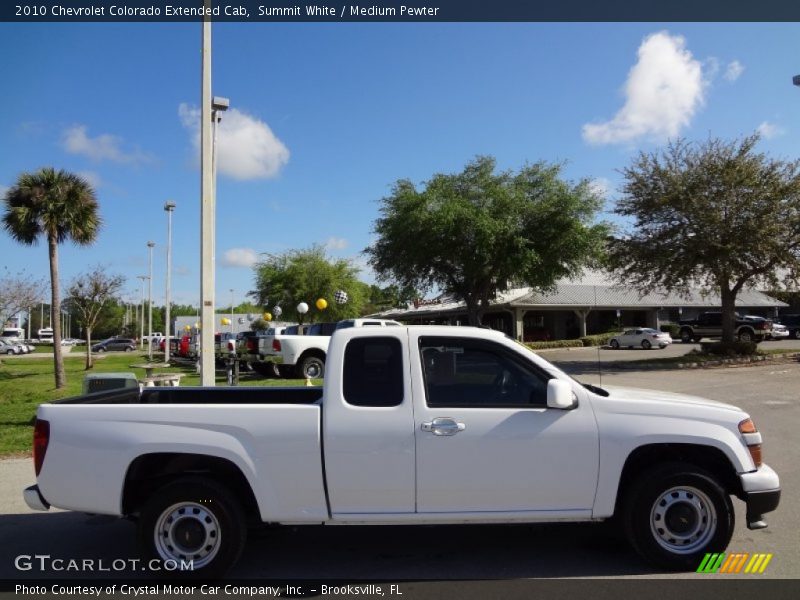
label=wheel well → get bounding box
[122,453,260,523]
[298,349,326,364]
[614,443,741,516]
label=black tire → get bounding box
[679,329,693,344]
[623,462,734,571]
[791,329,800,340]
[137,477,246,579]
[641,339,652,350]
[96,348,106,353]
[737,329,754,343]
[610,339,620,350]
[296,355,325,379]
[125,346,133,352]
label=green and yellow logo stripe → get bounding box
[697,552,773,574]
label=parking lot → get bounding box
[0,356,797,581]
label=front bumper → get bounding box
[739,463,780,530]
[24,485,50,511]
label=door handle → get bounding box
[421,417,466,436]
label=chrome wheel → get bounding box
[154,502,221,568]
[650,486,717,555]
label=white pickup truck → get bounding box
[24,326,780,577]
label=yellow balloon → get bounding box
[221,317,230,325]
[184,325,191,332]
[316,298,328,310]
[263,312,273,322]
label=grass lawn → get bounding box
[0,352,320,456]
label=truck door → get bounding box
[323,330,416,516]
[410,333,599,516]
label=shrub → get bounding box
[700,341,758,356]
[580,332,617,347]
[525,340,584,350]
[660,323,680,337]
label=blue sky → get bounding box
[1,22,799,310]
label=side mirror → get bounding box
[547,379,577,410]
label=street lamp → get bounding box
[136,275,148,350]
[147,241,156,361]
[164,201,176,364]
[229,288,235,334]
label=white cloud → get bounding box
[221,248,258,268]
[77,171,102,189]
[62,125,151,164]
[757,121,785,139]
[179,103,290,180]
[724,60,745,82]
[325,237,348,251]
[582,31,705,145]
[588,178,612,198]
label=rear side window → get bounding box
[343,337,404,407]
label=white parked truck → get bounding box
[24,326,780,577]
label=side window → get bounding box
[419,337,550,408]
[343,337,404,407]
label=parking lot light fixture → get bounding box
[793,75,800,86]
[164,202,176,364]
[136,275,148,350]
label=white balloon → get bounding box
[297,302,309,314]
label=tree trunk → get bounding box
[85,328,93,370]
[720,285,737,345]
[48,235,66,389]
[464,296,481,326]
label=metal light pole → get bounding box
[137,275,147,350]
[229,289,235,334]
[147,241,155,361]
[164,201,176,364]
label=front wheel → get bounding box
[137,477,246,578]
[610,340,620,350]
[623,463,734,571]
[125,346,133,352]
[679,329,693,344]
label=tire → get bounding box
[610,339,620,350]
[791,329,800,340]
[137,477,246,578]
[622,462,734,571]
[96,348,106,353]
[641,340,652,350]
[296,355,325,379]
[125,346,133,352]
[737,329,754,343]
[252,362,280,378]
[679,329,693,344]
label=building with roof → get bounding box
[369,270,788,342]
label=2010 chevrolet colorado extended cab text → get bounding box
[24,326,780,576]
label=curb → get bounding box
[614,352,800,371]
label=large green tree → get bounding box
[252,245,366,323]
[607,135,800,344]
[367,156,609,325]
[66,267,125,369]
[2,168,101,388]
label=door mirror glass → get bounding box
[547,379,577,410]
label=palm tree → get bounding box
[2,168,101,389]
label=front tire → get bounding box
[610,339,620,350]
[623,463,734,571]
[679,329,693,344]
[137,477,246,578]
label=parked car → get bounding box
[0,339,23,355]
[25,326,780,577]
[744,316,789,340]
[678,312,770,343]
[91,337,136,353]
[609,328,672,350]
[775,314,800,339]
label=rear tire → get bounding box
[137,477,246,578]
[296,355,325,379]
[738,329,754,343]
[623,462,734,571]
[641,340,652,350]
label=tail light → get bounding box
[33,419,50,476]
[247,339,257,351]
[273,339,282,352]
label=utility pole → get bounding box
[164,201,176,364]
[200,0,215,385]
[147,241,155,361]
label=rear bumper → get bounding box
[23,485,50,511]
[739,463,780,530]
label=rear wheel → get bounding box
[641,339,652,350]
[738,329,754,343]
[125,346,133,352]
[623,462,734,571]
[137,477,246,578]
[296,355,325,379]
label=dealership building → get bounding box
[370,270,788,342]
